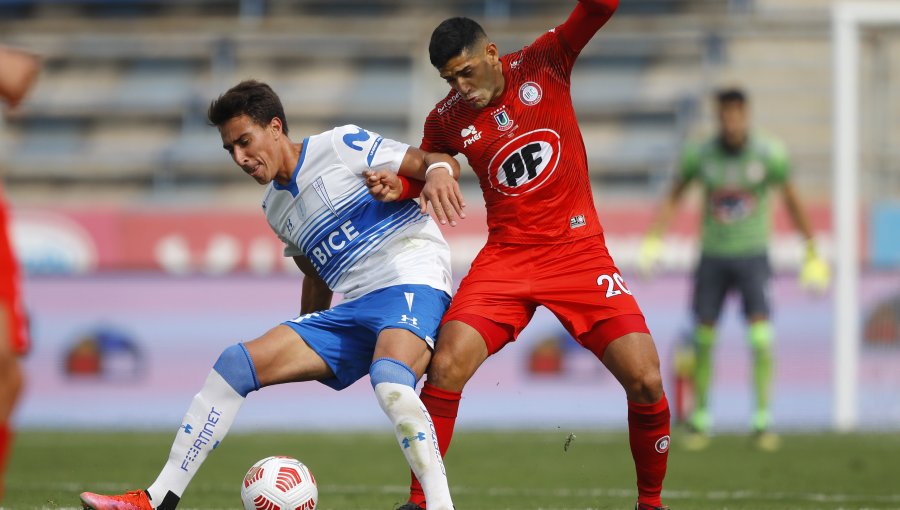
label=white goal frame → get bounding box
[832,0,900,431]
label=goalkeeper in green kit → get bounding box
[639,87,829,450]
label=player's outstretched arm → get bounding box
[556,0,619,54]
[293,256,333,314]
[639,177,689,277]
[782,181,829,292]
[782,180,815,243]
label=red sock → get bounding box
[0,423,10,502]
[628,394,670,507]
[408,383,461,508]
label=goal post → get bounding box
[831,0,900,431]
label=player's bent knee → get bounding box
[10,359,23,396]
[370,357,417,389]
[748,321,773,349]
[426,350,475,391]
[621,367,664,404]
[427,324,488,390]
[213,343,260,397]
[695,324,716,348]
[0,356,23,407]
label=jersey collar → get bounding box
[273,137,309,197]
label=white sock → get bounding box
[374,382,453,510]
[147,369,245,507]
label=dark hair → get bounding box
[208,79,289,134]
[715,87,747,105]
[429,17,488,69]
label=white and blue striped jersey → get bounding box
[261,124,452,301]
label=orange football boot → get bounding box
[80,489,153,510]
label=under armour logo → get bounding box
[400,314,419,328]
[402,432,427,449]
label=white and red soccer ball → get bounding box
[240,456,318,510]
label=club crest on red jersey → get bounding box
[518,82,542,106]
[492,107,515,132]
[486,129,561,196]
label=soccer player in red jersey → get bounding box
[366,2,671,509]
[0,188,29,504]
[0,45,38,504]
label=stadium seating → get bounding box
[0,0,839,201]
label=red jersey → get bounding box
[0,188,29,355]
[421,2,615,244]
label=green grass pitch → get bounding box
[5,429,899,510]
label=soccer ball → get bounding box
[240,456,318,510]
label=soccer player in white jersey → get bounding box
[79,80,463,510]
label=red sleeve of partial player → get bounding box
[556,0,618,55]
[396,175,425,200]
[0,195,30,355]
[0,201,18,303]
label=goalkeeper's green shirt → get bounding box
[679,132,789,256]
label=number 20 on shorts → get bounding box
[597,272,632,298]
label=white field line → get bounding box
[9,482,900,510]
[6,507,900,510]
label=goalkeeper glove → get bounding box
[637,234,664,277]
[799,240,830,293]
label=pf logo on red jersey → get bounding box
[487,129,561,196]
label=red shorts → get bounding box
[443,234,649,356]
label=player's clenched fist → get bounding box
[364,169,403,202]
[364,166,467,227]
